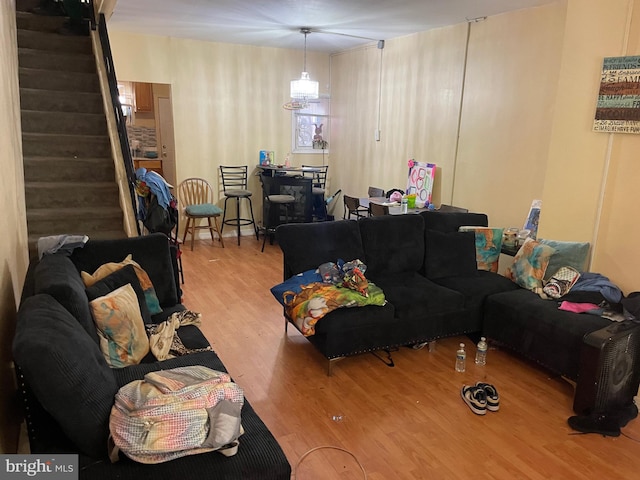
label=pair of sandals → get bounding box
[461,382,500,415]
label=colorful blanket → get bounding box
[283,282,386,336]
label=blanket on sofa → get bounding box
[282,282,386,336]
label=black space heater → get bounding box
[573,320,640,415]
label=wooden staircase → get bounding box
[16,0,127,252]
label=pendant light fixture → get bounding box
[290,28,319,101]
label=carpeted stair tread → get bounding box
[25,182,121,209]
[19,88,104,114]
[21,132,111,157]
[17,29,92,55]
[17,0,128,243]
[21,110,107,135]
[23,157,116,182]
[18,47,96,74]
[19,66,100,93]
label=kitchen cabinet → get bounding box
[134,158,163,178]
[134,82,153,112]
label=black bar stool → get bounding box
[220,166,258,245]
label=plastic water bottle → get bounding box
[475,336,488,366]
[455,343,466,372]
[401,195,408,214]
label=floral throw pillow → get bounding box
[89,283,150,368]
[505,237,556,292]
[458,226,504,273]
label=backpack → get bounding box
[109,365,244,464]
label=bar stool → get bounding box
[302,165,329,221]
[220,166,258,245]
[259,174,296,252]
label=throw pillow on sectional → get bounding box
[81,254,162,315]
[13,294,118,459]
[538,239,590,280]
[89,284,150,368]
[458,226,504,273]
[505,237,556,293]
[85,264,152,324]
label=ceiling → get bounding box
[108,0,557,53]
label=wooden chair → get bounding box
[177,178,225,250]
[368,186,385,198]
[369,202,389,216]
[343,195,369,219]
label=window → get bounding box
[292,96,330,154]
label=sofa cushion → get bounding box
[13,294,117,458]
[539,239,590,280]
[505,238,556,291]
[484,289,612,380]
[34,253,98,344]
[424,230,477,279]
[420,211,488,232]
[89,284,151,368]
[359,215,425,277]
[276,220,366,277]
[85,264,152,323]
[373,272,464,320]
[81,254,162,315]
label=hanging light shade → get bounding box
[290,28,319,100]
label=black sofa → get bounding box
[275,212,640,412]
[275,212,518,373]
[13,233,291,480]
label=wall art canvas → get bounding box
[594,55,640,134]
[406,159,436,205]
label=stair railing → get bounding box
[95,12,141,235]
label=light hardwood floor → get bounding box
[180,236,640,480]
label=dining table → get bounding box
[359,196,429,215]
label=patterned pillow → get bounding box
[459,226,504,272]
[81,254,162,315]
[505,237,556,291]
[89,284,150,368]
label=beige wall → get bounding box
[540,0,640,293]
[330,24,468,205]
[109,31,331,228]
[0,0,30,454]
[109,1,640,291]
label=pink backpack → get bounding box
[109,365,244,464]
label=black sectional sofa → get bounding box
[275,212,640,412]
[13,234,291,479]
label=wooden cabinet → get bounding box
[134,82,153,112]
[134,159,163,178]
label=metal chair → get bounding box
[368,186,385,198]
[220,166,258,245]
[302,165,328,221]
[259,174,296,252]
[369,202,389,216]
[343,194,369,219]
[177,178,224,250]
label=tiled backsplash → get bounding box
[127,125,156,152]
